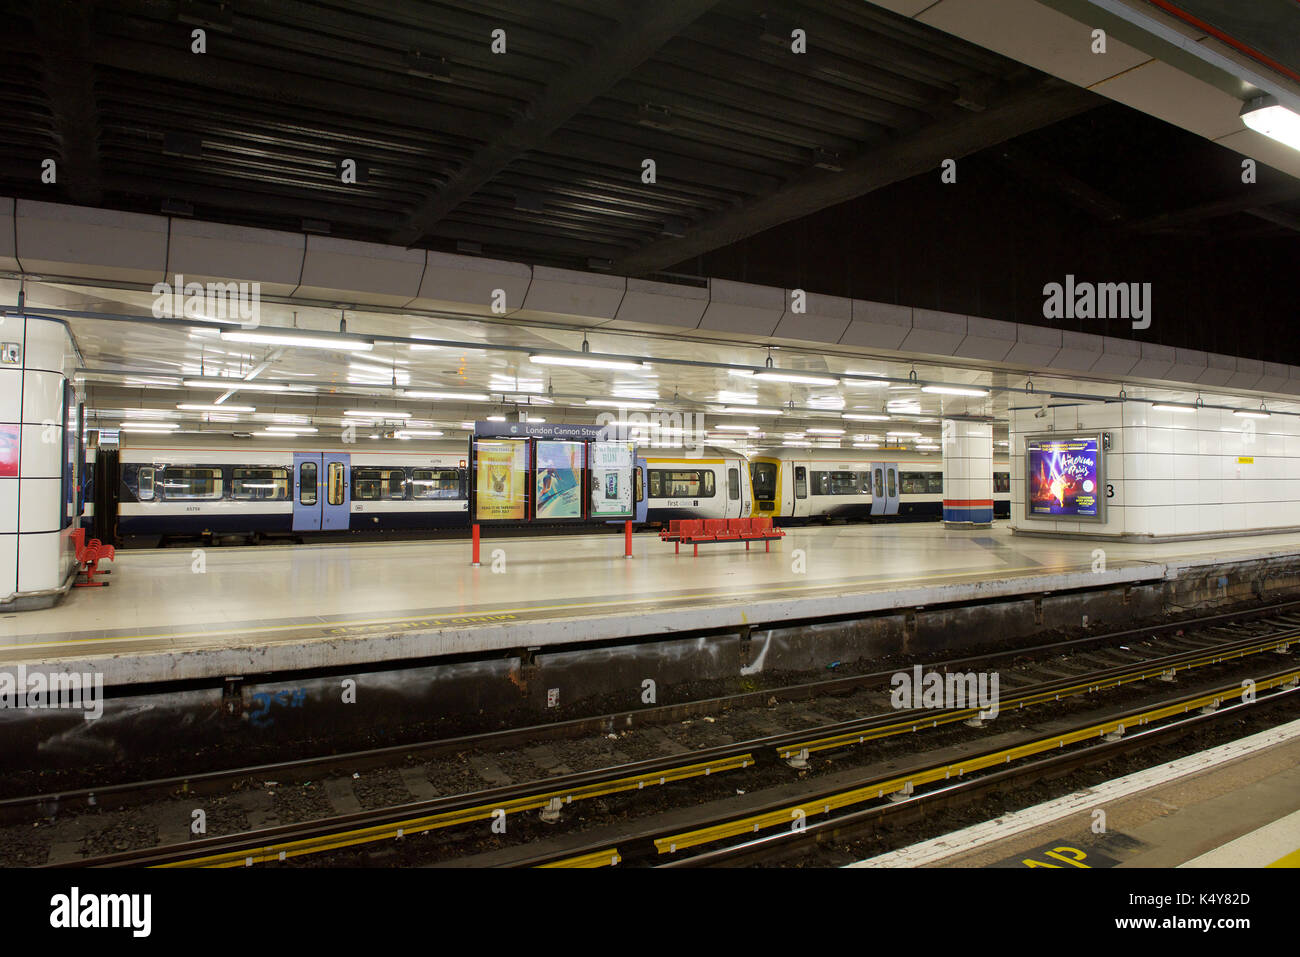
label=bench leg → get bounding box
[745,540,749,550]
[693,542,698,557]
[675,540,679,554]
[765,540,770,552]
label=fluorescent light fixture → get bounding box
[1233,410,1270,419]
[177,404,256,413]
[254,430,301,437]
[783,433,806,439]
[1152,403,1196,413]
[586,399,654,409]
[842,413,890,421]
[721,406,782,415]
[486,415,506,422]
[396,430,444,438]
[120,422,179,431]
[921,385,988,397]
[886,431,923,438]
[726,369,756,377]
[1241,95,1300,152]
[807,428,845,435]
[520,417,546,423]
[753,372,839,386]
[266,426,317,433]
[530,353,648,371]
[220,330,374,352]
[124,376,182,386]
[403,391,491,401]
[715,424,758,431]
[344,410,411,418]
[612,389,660,400]
[843,377,888,387]
[782,440,813,447]
[183,377,297,392]
[853,442,881,449]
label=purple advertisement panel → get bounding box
[1026,435,1102,520]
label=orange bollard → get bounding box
[624,519,633,559]
[472,523,481,566]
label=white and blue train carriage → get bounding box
[117,435,469,542]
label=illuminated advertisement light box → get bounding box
[1025,433,1104,522]
[590,441,634,518]
[0,424,17,478]
[474,438,529,521]
[535,440,585,520]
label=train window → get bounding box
[994,471,1010,493]
[794,466,807,499]
[300,462,318,506]
[751,463,776,499]
[900,472,943,495]
[886,468,897,498]
[874,468,884,498]
[232,467,290,501]
[811,471,866,496]
[354,468,407,501]
[161,467,224,500]
[137,466,156,502]
[635,468,644,503]
[327,463,345,505]
[648,469,716,498]
[411,469,461,500]
[728,468,740,500]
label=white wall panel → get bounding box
[841,300,911,350]
[697,279,783,336]
[15,200,168,283]
[0,534,15,602]
[16,530,62,592]
[900,308,965,356]
[410,251,532,316]
[21,317,73,376]
[0,369,20,422]
[520,265,626,322]
[0,481,15,533]
[21,369,64,426]
[294,236,425,305]
[19,423,60,476]
[168,219,305,296]
[612,277,708,330]
[773,291,852,343]
[18,478,61,533]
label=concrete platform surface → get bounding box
[3,521,1300,686]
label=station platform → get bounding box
[4,521,1300,687]
[849,717,1300,868]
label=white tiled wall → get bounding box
[1010,397,1300,539]
[942,418,993,523]
[1,315,82,603]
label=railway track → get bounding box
[37,618,1298,868]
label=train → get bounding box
[82,436,1010,546]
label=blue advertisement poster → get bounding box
[1027,435,1102,519]
[535,440,584,519]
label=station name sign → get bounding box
[473,420,628,440]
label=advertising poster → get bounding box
[535,441,584,520]
[0,424,17,478]
[1027,435,1102,520]
[474,439,529,521]
[590,441,633,518]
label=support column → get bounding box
[942,417,993,528]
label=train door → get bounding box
[322,453,351,530]
[634,458,648,523]
[792,464,808,518]
[882,462,900,515]
[725,462,743,519]
[292,453,322,531]
[870,463,886,516]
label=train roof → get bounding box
[116,433,465,455]
[640,445,749,462]
[751,446,1009,465]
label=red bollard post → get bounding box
[624,519,633,559]
[471,523,481,566]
